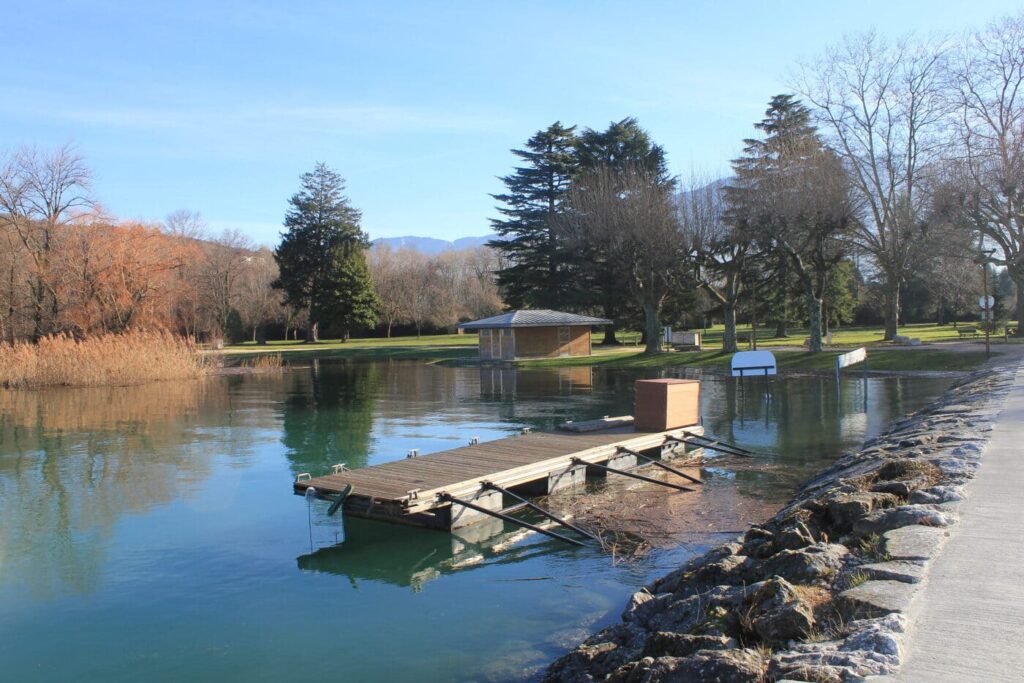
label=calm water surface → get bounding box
[0,360,950,681]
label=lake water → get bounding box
[0,359,951,682]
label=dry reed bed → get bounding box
[0,331,210,389]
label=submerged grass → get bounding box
[0,330,210,389]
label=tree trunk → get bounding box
[1015,276,1024,337]
[386,321,393,338]
[722,303,738,353]
[306,320,319,343]
[807,294,824,353]
[601,326,619,345]
[774,252,788,337]
[643,300,661,355]
[883,282,900,341]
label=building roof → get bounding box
[458,309,612,330]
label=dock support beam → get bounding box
[572,457,695,492]
[616,447,703,485]
[437,493,585,546]
[481,482,598,541]
[448,488,503,529]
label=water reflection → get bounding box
[0,360,954,683]
[298,516,566,592]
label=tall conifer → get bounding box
[488,122,579,309]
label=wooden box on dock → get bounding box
[634,379,700,431]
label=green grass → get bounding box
[697,321,1019,348]
[218,324,999,371]
[221,333,477,361]
[517,347,989,372]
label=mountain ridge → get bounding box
[370,234,496,255]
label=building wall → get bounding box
[477,326,594,359]
[513,325,592,358]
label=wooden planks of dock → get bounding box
[294,424,704,529]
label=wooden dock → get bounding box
[294,422,705,532]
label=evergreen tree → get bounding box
[317,242,380,340]
[273,163,368,342]
[488,122,579,309]
[573,118,674,343]
[727,95,855,352]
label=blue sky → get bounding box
[3,1,1022,245]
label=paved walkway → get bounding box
[890,365,1024,682]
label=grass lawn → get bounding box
[218,324,1002,371]
[695,321,1019,348]
[221,333,477,361]
[517,347,990,372]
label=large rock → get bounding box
[882,525,947,562]
[543,623,647,683]
[858,560,926,584]
[836,580,918,619]
[827,492,899,530]
[852,504,954,536]
[641,633,736,658]
[745,577,816,644]
[609,649,766,683]
[758,543,848,584]
[769,614,907,681]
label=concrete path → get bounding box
[891,366,1024,682]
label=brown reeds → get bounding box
[0,330,210,389]
[243,352,284,370]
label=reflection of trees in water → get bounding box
[280,359,380,473]
[699,376,948,500]
[0,380,232,600]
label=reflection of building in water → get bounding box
[297,516,551,592]
[479,366,594,398]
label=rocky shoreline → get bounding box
[544,365,1016,682]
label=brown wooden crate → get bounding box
[634,379,700,431]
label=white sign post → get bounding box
[835,347,867,382]
[731,350,777,378]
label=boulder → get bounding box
[852,504,954,537]
[882,525,947,562]
[610,649,766,683]
[641,632,736,658]
[836,580,918,619]
[858,560,926,584]
[759,543,848,584]
[745,577,816,644]
[826,491,899,531]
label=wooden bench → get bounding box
[958,327,979,339]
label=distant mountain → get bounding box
[371,234,496,255]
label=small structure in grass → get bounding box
[458,309,611,360]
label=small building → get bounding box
[459,309,612,360]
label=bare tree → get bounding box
[797,32,949,340]
[948,12,1024,333]
[237,247,282,342]
[0,145,93,339]
[680,178,752,353]
[563,164,681,354]
[198,229,255,338]
[163,209,207,240]
[367,243,407,337]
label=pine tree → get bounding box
[273,162,368,342]
[488,122,578,309]
[316,243,379,340]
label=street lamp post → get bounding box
[976,248,997,360]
